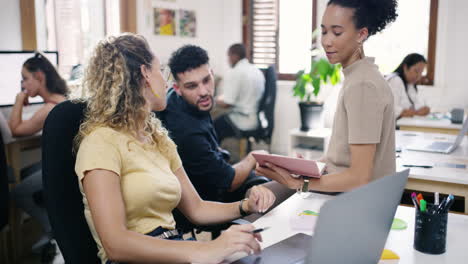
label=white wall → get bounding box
[35,0,47,50]
[0,0,22,50]
[418,0,468,110]
[137,0,242,76]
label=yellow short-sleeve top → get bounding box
[75,127,183,263]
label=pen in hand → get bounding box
[250,227,270,234]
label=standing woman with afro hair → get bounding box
[257,0,399,192]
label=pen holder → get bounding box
[414,204,448,254]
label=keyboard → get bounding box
[427,141,452,151]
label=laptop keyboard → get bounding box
[428,141,452,151]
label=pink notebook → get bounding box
[252,153,326,178]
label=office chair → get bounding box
[234,65,277,158]
[0,131,11,264]
[42,100,100,264]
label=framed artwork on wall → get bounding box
[154,8,176,36]
[179,10,196,37]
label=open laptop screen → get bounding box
[452,116,468,148]
[0,51,59,107]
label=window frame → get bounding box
[242,0,317,81]
[422,0,438,86]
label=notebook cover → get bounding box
[252,153,325,178]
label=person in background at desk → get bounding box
[214,43,265,144]
[8,52,68,136]
[257,0,397,193]
[387,53,430,119]
[75,34,275,264]
[9,52,68,254]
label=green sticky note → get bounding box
[299,210,319,216]
[391,218,407,230]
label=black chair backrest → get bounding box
[258,65,277,142]
[42,100,100,264]
[0,131,8,230]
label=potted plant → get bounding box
[293,51,341,131]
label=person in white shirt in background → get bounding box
[214,43,265,144]
[386,53,430,119]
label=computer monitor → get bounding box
[0,51,59,106]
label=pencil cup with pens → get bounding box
[412,192,453,254]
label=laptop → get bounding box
[233,169,409,264]
[405,116,468,154]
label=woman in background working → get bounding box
[387,53,430,119]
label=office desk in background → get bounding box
[289,129,468,213]
[0,105,43,183]
[249,193,468,264]
[396,131,468,213]
[397,115,464,135]
[4,134,42,183]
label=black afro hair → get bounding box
[328,0,398,36]
[168,45,209,81]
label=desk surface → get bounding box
[397,116,463,130]
[250,193,468,264]
[396,131,468,185]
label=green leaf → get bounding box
[311,76,321,97]
[330,68,340,85]
[293,56,342,102]
[293,71,308,100]
[316,59,331,82]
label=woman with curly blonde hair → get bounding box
[74,33,275,264]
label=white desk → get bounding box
[396,131,468,213]
[397,116,464,135]
[249,193,468,264]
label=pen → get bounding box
[437,194,454,214]
[403,165,433,169]
[411,192,418,207]
[444,195,455,212]
[436,196,448,214]
[250,227,270,234]
[420,199,427,212]
[434,192,439,205]
[416,193,424,205]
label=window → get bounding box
[40,0,121,78]
[243,0,278,69]
[243,0,438,83]
[243,0,317,80]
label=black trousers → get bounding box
[213,114,237,144]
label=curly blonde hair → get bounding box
[75,33,174,155]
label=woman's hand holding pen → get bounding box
[246,185,276,214]
[201,224,262,264]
